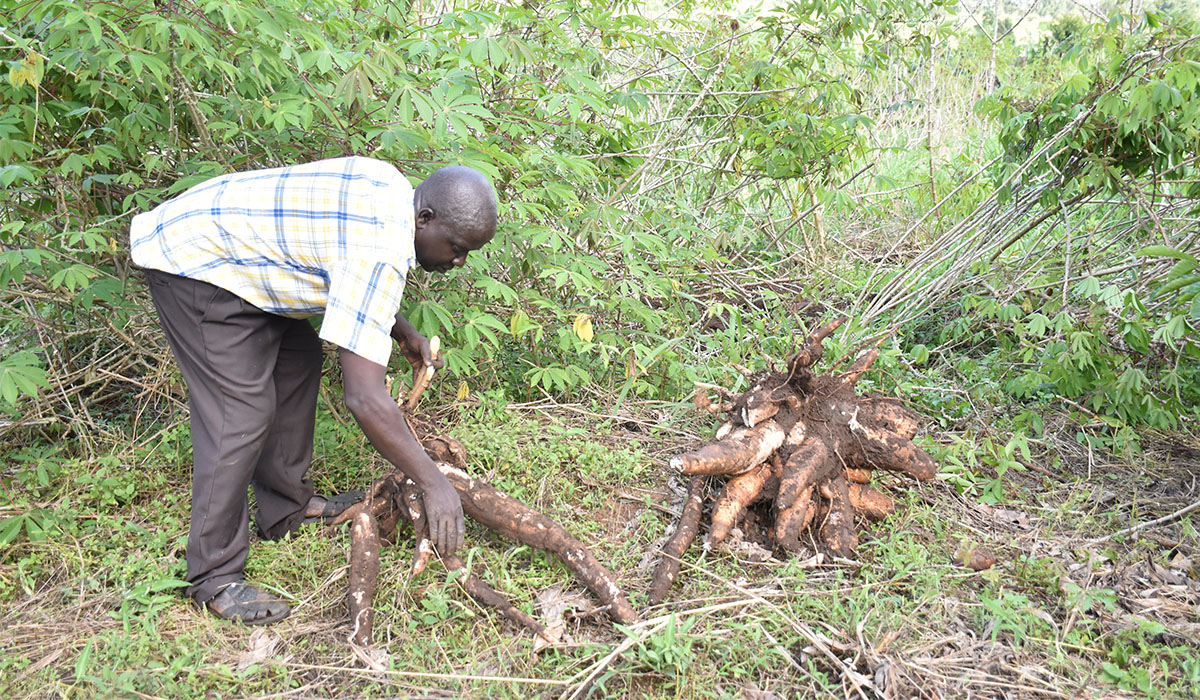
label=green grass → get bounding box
[4,376,1199,698]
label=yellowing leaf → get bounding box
[572,314,593,343]
[456,381,470,400]
[8,52,44,90]
[510,309,529,336]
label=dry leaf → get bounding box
[533,585,591,652]
[740,683,785,700]
[236,628,279,671]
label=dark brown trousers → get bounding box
[144,269,322,603]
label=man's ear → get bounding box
[415,206,435,227]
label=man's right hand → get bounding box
[421,477,465,555]
[340,347,464,557]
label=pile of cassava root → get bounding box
[334,317,936,643]
[649,317,937,604]
[332,434,639,646]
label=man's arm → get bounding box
[339,347,464,555]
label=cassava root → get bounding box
[335,433,637,645]
[650,317,938,603]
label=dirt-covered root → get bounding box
[432,456,640,625]
[337,433,637,640]
[648,317,941,604]
[392,486,547,638]
[339,472,553,645]
[858,396,921,439]
[706,462,773,547]
[845,467,872,484]
[347,511,380,646]
[669,420,785,476]
[847,482,896,521]
[649,477,707,606]
[773,438,835,550]
[817,474,858,556]
[846,412,937,481]
[443,554,555,643]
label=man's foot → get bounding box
[204,582,290,625]
[301,491,365,525]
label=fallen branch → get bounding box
[1090,498,1200,544]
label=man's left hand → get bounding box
[392,313,445,380]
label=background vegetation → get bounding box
[1,0,1197,697]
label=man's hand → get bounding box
[341,347,463,556]
[422,477,465,555]
[392,313,445,382]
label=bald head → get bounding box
[412,166,498,273]
[414,166,497,238]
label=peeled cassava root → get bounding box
[650,317,937,604]
[334,434,638,646]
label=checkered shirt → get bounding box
[131,156,416,365]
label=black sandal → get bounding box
[301,490,365,525]
[204,582,290,625]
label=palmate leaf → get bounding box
[0,350,48,406]
[0,516,25,546]
[48,263,97,292]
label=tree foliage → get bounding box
[1,0,1195,443]
[1,0,940,421]
[860,9,1199,433]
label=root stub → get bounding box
[649,316,941,603]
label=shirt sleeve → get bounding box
[320,260,406,365]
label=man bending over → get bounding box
[131,157,497,624]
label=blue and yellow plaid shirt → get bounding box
[131,157,416,365]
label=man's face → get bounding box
[413,216,494,273]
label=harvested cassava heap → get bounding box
[650,317,937,604]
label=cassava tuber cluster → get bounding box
[334,434,638,646]
[650,317,937,604]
